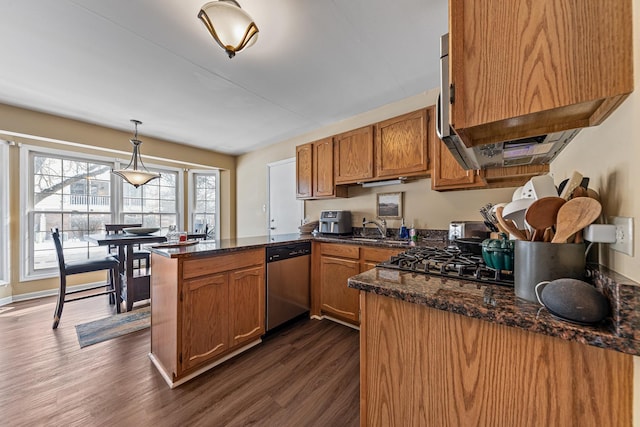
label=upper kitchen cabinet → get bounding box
[334,126,375,184]
[296,143,313,198]
[296,139,347,200]
[375,109,429,179]
[448,0,633,147]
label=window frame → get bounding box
[188,169,220,241]
[0,141,10,286]
[20,144,184,281]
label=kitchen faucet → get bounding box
[362,217,387,239]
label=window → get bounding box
[120,169,179,232]
[0,141,9,285]
[189,170,219,240]
[21,146,183,280]
[27,152,113,276]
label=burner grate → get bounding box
[378,246,514,286]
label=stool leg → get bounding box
[107,271,115,305]
[52,275,67,329]
[112,267,122,314]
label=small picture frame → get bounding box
[376,192,403,219]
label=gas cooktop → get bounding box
[377,246,514,287]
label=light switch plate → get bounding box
[609,216,634,256]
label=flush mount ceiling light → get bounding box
[112,120,160,188]
[198,0,259,58]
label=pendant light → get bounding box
[198,0,259,58]
[112,120,160,188]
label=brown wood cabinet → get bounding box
[296,139,347,200]
[295,143,313,198]
[360,292,632,426]
[375,109,429,179]
[449,0,633,148]
[313,242,401,326]
[181,273,229,372]
[150,248,265,386]
[229,265,265,347]
[334,126,375,184]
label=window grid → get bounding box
[22,147,183,279]
[120,170,179,233]
[192,172,218,239]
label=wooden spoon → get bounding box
[524,197,566,241]
[551,197,602,243]
[495,206,528,240]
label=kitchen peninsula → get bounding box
[148,235,302,388]
[349,265,639,426]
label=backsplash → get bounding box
[354,227,448,242]
[588,264,640,342]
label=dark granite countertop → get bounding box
[348,264,640,356]
[148,233,312,258]
[148,231,447,258]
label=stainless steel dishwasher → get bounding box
[265,241,311,332]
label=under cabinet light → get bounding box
[360,178,406,188]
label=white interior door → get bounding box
[268,158,303,236]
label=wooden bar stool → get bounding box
[51,228,121,329]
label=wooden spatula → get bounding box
[551,197,602,243]
[524,197,566,241]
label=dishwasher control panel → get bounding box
[266,242,311,262]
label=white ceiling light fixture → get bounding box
[112,120,161,188]
[198,0,259,59]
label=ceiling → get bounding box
[0,0,447,155]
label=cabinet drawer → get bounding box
[183,249,264,280]
[320,243,360,259]
[361,247,402,263]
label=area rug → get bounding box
[75,306,150,348]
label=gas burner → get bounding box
[378,246,514,287]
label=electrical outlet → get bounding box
[609,216,634,256]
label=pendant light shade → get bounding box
[112,120,160,188]
[198,0,259,58]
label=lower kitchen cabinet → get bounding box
[150,248,265,387]
[181,273,229,372]
[320,253,360,323]
[229,265,265,347]
[360,292,632,426]
[313,242,401,326]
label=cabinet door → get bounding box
[334,126,374,184]
[313,137,335,197]
[449,0,633,146]
[229,265,265,347]
[361,247,402,272]
[375,109,429,178]
[181,273,229,372]
[296,143,313,198]
[431,132,486,191]
[320,255,360,323]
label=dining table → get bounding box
[88,232,166,311]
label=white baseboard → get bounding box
[313,314,360,331]
[149,339,262,389]
[0,281,108,306]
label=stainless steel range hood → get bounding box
[436,33,581,170]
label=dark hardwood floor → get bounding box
[0,296,359,426]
